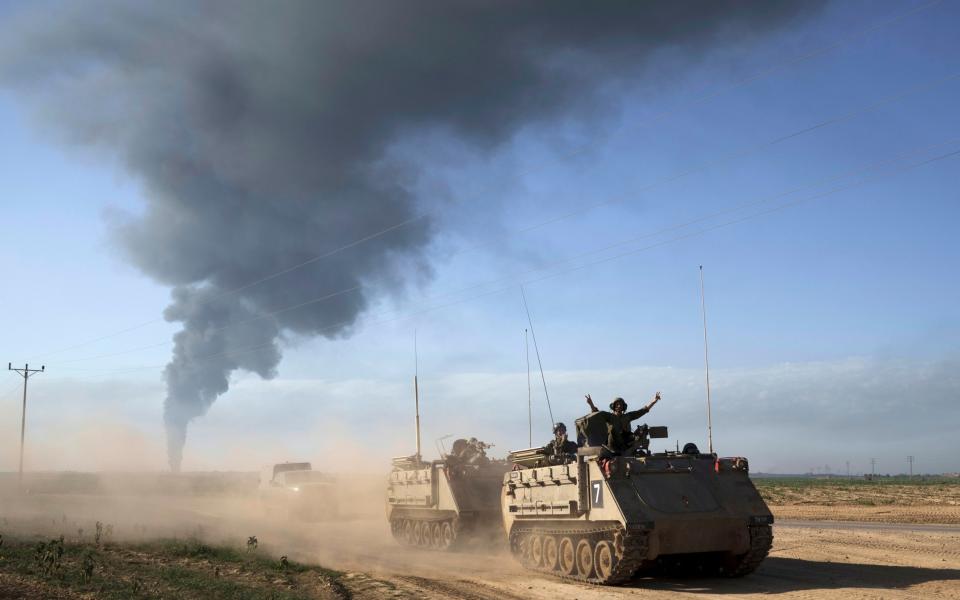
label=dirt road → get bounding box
[335,521,960,600]
[3,492,959,599]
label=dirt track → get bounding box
[3,492,959,599]
[335,521,960,600]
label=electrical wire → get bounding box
[54,141,960,375]
[28,0,943,361]
[49,71,960,366]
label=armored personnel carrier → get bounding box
[387,438,510,551]
[501,413,773,585]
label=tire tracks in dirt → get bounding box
[390,575,531,600]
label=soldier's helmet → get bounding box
[609,397,628,411]
[450,438,468,456]
[553,422,567,434]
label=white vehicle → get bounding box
[259,462,338,521]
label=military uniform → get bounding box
[593,406,650,452]
[544,434,578,461]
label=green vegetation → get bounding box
[0,533,347,599]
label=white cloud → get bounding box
[2,355,956,474]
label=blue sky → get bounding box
[0,0,957,474]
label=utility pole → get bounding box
[870,458,877,477]
[907,455,914,478]
[846,461,850,477]
[8,363,44,488]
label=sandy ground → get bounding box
[3,491,959,600]
[772,504,960,524]
[317,515,960,600]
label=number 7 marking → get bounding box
[590,481,603,507]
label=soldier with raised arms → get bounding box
[585,392,662,453]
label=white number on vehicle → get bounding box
[591,481,603,508]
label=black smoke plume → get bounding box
[0,1,821,470]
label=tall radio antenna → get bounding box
[698,266,714,454]
[414,330,422,462]
[525,328,532,447]
[521,286,555,428]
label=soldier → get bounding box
[585,392,661,453]
[543,422,578,463]
[463,437,490,465]
[449,438,468,459]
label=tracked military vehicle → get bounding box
[501,412,773,585]
[387,438,510,551]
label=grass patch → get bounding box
[0,534,348,600]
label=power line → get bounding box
[28,1,942,361]
[52,134,960,368]
[51,143,960,374]
[51,142,960,376]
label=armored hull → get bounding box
[387,455,509,551]
[501,413,773,584]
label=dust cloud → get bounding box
[0,469,510,579]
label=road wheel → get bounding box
[576,539,594,579]
[414,521,427,546]
[389,519,402,541]
[403,520,415,546]
[440,521,455,549]
[558,537,576,576]
[542,536,559,571]
[429,522,442,548]
[529,535,543,567]
[594,540,616,581]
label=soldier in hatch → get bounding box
[543,422,578,464]
[585,392,661,453]
[449,438,468,459]
[463,437,490,465]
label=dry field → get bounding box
[1,473,959,599]
[757,476,960,524]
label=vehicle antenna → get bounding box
[521,286,555,429]
[525,328,532,447]
[414,330,422,463]
[435,434,452,457]
[698,266,714,455]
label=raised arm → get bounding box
[626,391,661,420]
[585,394,599,413]
[646,391,661,411]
